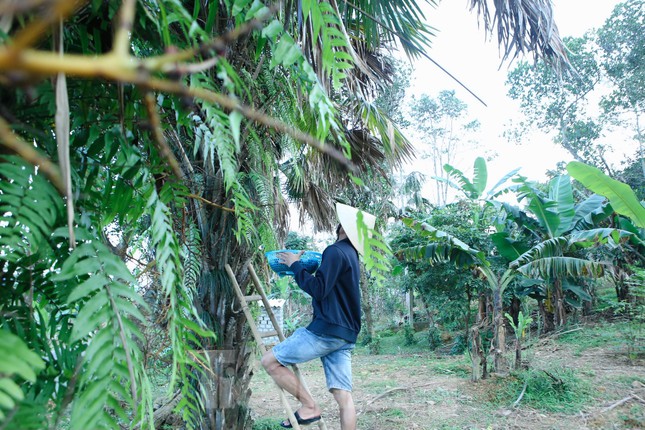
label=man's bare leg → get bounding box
[331,388,356,430]
[261,350,321,421]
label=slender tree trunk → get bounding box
[191,172,256,429]
[508,296,521,327]
[406,290,414,327]
[514,338,523,370]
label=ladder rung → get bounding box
[260,330,278,338]
[243,294,262,302]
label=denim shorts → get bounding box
[271,327,356,392]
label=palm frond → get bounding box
[52,236,153,430]
[339,0,437,60]
[469,0,570,73]
[0,332,45,425]
[146,185,214,427]
[299,182,336,232]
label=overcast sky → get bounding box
[402,0,627,200]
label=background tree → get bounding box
[506,0,644,178]
[506,35,609,172]
[408,90,480,205]
[597,0,645,180]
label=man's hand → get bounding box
[277,250,305,267]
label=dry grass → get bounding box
[248,331,644,429]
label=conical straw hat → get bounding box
[335,202,376,256]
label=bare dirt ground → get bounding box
[248,337,645,430]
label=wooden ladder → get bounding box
[224,263,328,430]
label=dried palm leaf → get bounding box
[469,0,570,73]
[299,182,336,232]
[55,20,75,248]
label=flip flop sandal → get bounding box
[280,411,322,428]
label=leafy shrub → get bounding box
[493,367,592,413]
[450,334,468,355]
[379,329,396,338]
[427,326,442,350]
[403,323,416,346]
[368,335,382,355]
[253,417,284,430]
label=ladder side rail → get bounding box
[224,264,269,354]
[224,264,303,430]
[247,264,328,430]
[247,263,286,342]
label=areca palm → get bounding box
[0,0,571,429]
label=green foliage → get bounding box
[403,323,416,346]
[59,239,152,430]
[437,156,517,201]
[567,161,645,228]
[284,231,314,250]
[252,417,284,430]
[597,0,645,118]
[621,267,645,360]
[449,334,468,355]
[367,335,383,355]
[555,320,643,358]
[426,326,442,350]
[146,186,213,427]
[505,35,608,169]
[505,311,533,339]
[0,332,45,423]
[0,156,63,259]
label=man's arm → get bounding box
[290,247,344,301]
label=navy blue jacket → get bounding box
[290,238,361,343]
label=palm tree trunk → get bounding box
[190,177,256,429]
[360,267,375,342]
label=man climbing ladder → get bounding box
[261,203,376,430]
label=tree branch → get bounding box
[143,93,183,178]
[0,116,66,194]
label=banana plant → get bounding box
[567,161,645,229]
[400,218,515,378]
[500,173,643,329]
[433,156,520,226]
[435,156,521,200]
